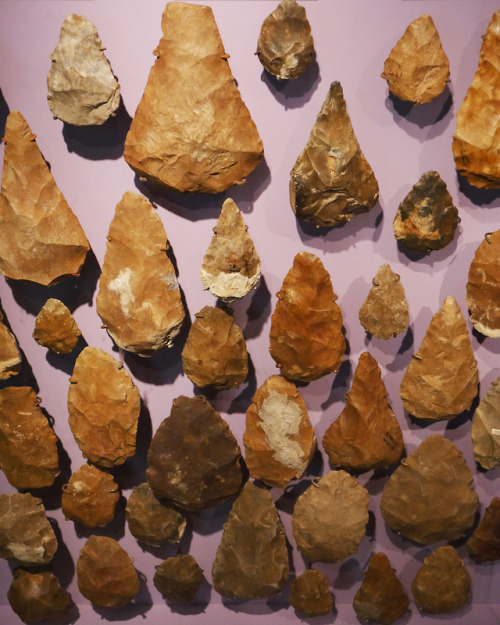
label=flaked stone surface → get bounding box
[200,198,260,302]
[124,2,263,193]
[471,376,500,470]
[0,311,21,379]
[153,555,203,602]
[181,306,248,390]
[243,375,316,488]
[467,497,500,562]
[393,171,460,254]
[0,386,59,490]
[212,481,289,599]
[323,352,404,472]
[400,296,478,420]
[0,493,57,565]
[466,230,500,337]
[33,298,81,354]
[382,14,450,104]
[47,14,120,125]
[96,191,185,355]
[353,552,409,625]
[256,0,315,80]
[412,546,471,614]
[8,569,72,623]
[453,10,500,188]
[289,81,379,227]
[358,264,409,339]
[289,569,333,617]
[381,434,478,545]
[0,111,89,285]
[269,252,345,382]
[126,482,186,547]
[76,536,139,609]
[147,395,243,510]
[68,346,140,467]
[62,463,119,528]
[292,470,369,563]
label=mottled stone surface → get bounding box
[0,311,21,380]
[33,298,81,354]
[412,546,471,613]
[181,306,248,389]
[0,111,89,285]
[400,296,478,420]
[269,252,345,382]
[289,569,333,617]
[8,569,72,623]
[453,10,500,188]
[124,2,263,193]
[0,386,59,489]
[471,376,500,470]
[68,347,140,467]
[76,536,139,609]
[147,395,243,510]
[47,14,120,125]
[243,375,316,488]
[153,555,203,602]
[393,171,459,253]
[62,463,119,528]
[290,81,379,227]
[212,482,289,599]
[200,198,260,302]
[257,0,315,80]
[292,470,369,563]
[353,552,409,625]
[0,493,57,565]
[97,192,185,355]
[126,482,186,547]
[381,435,478,544]
[467,497,500,562]
[358,264,409,339]
[382,14,450,104]
[466,230,500,337]
[323,352,404,472]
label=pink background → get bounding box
[1,0,500,623]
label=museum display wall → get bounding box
[1,0,500,623]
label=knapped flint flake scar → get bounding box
[289,81,379,227]
[47,14,121,126]
[322,352,404,472]
[256,0,315,80]
[76,536,140,609]
[471,376,500,470]
[123,2,263,193]
[96,191,185,356]
[411,546,471,614]
[7,569,72,624]
[400,296,478,420]
[292,470,369,563]
[243,374,316,488]
[153,555,203,602]
[380,434,478,545]
[269,251,345,382]
[466,497,500,562]
[68,346,140,467]
[211,481,289,599]
[466,229,500,337]
[0,493,58,565]
[353,552,409,625]
[0,310,21,380]
[0,111,89,285]
[453,10,500,189]
[393,171,460,254]
[0,386,59,490]
[381,14,450,104]
[181,306,248,390]
[358,264,409,339]
[200,198,261,302]
[33,298,81,354]
[289,569,334,617]
[146,395,243,510]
